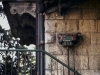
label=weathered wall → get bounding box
[45,0,100,75]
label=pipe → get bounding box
[36,0,45,75]
[36,8,40,75]
[39,13,45,75]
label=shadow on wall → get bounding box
[65,0,100,20]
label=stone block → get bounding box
[91,33,100,44]
[97,20,100,32]
[89,56,100,70]
[52,70,63,75]
[45,44,63,55]
[56,42,68,55]
[75,32,91,56]
[65,20,78,32]
[55,12,64,19]
[79,20,97,32]
[45,55,51,69]
[82,9,100,19]
[45,13,56,20]
[57,55,68,69]
[45,32,56,44]
[88,44,100,55]
[65,9,82,19]
[79,70,100,75]
[46,66,70,75]
[45,20,66,33]
[55,20,66,32]
[45,56,57,70]
[45,70,51,75]
[45,12,64,20]
[75,56,88,70]
[51,58,57,70]
[45,20,56,33]
[81,32,91,44]
[45,44,50,53]
[75,44,91,56]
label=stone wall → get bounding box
[45,0,100,75]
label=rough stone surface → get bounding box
[81,32,91,45]
[82,9,100,19]
[65,9,82,19]
[45,20,56,33]
[52,70,63,75]
[45,1,100,75]
[75,44,90,56]
[65,20,78,32]
[97,20,100,32]
[79,70,100,75]
[45,13,56,20]
[89,56,100,70]
[45,12,64,20]
[55,42,68,55]
[45,43,64,55]
[79,20,97,32]
[91,33,100,44]
[45,55,51,69]
[45,70,51,75]
[55,12,64,19]
[55,20,66,32]
[88,44,100,56]
[45,33,56,44]
[75,56,88,70]
[56,55,68,69]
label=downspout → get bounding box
[36,0,45,75]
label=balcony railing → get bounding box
[0,49,81,75]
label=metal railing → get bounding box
[0,49,81,75]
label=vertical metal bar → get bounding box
[63,66,64,75]
[51,59,52,75]
[36,0,45,75]
[18,51,19,75]
[31,51,32,75]
[39,13,45,75]
[36,1,40,75]
[57,61,58,75]
[72,47,75,75]
[36,16,40,75]
[68,48,70,75]
[5,51,6,75]
[25,51,26,75]
[11,51,13,75]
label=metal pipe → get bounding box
[39,13,45,75]
[36,0,45,75]
[36,2,40,75]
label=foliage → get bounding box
[0,28,36,75]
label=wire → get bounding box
[57,44,64,55]
[72,47,75,75]
[74,33,83,47]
